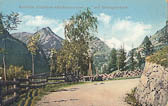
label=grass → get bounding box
[125,87,141,106]
[146,46,168,67]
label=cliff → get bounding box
[135,47,168,106]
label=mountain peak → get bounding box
[33,27,63,57]
[36,27,54,36]
[12,27,63,57]
[40,27,52,32]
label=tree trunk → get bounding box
[117,58,120,71]
[32,54,35,75]
[3,55,6,81]
[2,38,6,81]
[65,68,67,82]
[88,56,92,76]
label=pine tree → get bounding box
[117,46,126,71]
[107,48,117,73]
[136,52,143,70]
[129,50,136,71]
[143,36,153,56]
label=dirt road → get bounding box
[37,79,139,106]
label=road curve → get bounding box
[37,79,139,106]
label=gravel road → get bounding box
[37,79,139,106]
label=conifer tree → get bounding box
[136,52,143,70]
[129,50,136,71]
[117,45,126,71]
[143,36,153,56]
[107,48,117,73]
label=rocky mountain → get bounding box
[0,30,49,74]
[150,26,166,45]
[149,26,168,50]
[90,37,111,72]
[12,27,63,57]
[34,27,63,57]
[90,37,110,54]
[137,24,168,53]
[126,24,168,70]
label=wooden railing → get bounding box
[0,73,79,106]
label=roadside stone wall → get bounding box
[94,70,142,81]
[135,62,168,106]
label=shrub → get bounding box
[0,65,31,80]
[125,87,141,106]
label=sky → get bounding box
[0,0,167,50]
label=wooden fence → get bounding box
[0,73,79,106]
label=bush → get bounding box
[0,65,31,80]
[125,87,141,106]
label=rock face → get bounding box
[135,62,168,106]
[149,26,168,48]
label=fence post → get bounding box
[13,78,16,97]
[0,80,2,106]
[26,75,29,90]
[46,75,48,87]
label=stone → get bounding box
[135,62,168,106]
